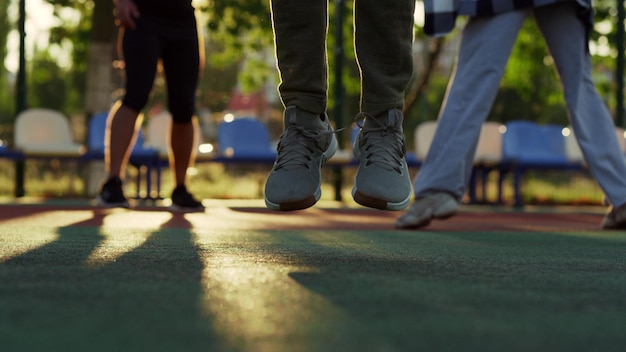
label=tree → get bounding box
[0,0,14,131]
[27,49,67,111]
[82,0,116,115]
[203,0,274,93]
[493,18,568,125]
[404,3,624,130]
[46,0,115,115]
[32,1,626,129]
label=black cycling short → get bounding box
[120,13,199,123]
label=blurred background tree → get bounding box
[0,0,13,138]
[0,0,623,146]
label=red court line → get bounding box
[0,203,607,232]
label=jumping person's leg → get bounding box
[270,0,328,115]
[350,0,416,210]
[265,0,337,211]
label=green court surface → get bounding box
[1,200,625,352]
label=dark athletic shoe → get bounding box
[97,177,130,208]
[169,185,205,213]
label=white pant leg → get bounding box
[413,11,527,200]
[535,3,626,207]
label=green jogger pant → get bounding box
[271,0,416,117]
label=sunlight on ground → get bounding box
[84,228,151,266]
[2,205,625,350]
[85,211,177,264]
[100,210,173,229]
[0,209,93,227]
[193,230,348,349]
[0,210,94,261]
[0,227,58,262]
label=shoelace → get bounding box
[274,125,336,171]
[355,113,406,173]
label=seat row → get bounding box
[0,108,280,198]
[2,108,619,204]
[413,119,626,205]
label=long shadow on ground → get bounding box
[271,230,626,352]
[0,210,221,352]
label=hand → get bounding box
[114,0,140,30]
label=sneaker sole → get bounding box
[265,134,338,212]
[352,189,411,211]
[265,194,319,211]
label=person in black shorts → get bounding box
[97,0,204,212]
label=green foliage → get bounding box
[2,0,623,128]
[28,50,68,111]
[203,0,274,93]
[202,0,363,117]
[492,19,567,124]
[0,0,8,70]
[0,0,14,134]
[46,0,93,113]
[410,4,622,128]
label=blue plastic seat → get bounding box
[502,120,570,166]
[499,120,582,205]
[215,117,277,163]
[85,112,157,160]
[0,143,24,161]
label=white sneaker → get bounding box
[395,192,458,229]
[602,203,626,229]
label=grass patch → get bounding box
[0,160,606,205]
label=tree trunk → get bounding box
[84,0,117,195]
[404,37,446,115]
[84,0,117,115]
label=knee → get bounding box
[169,101,195,124]
[122,95,148,114]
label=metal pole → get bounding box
[617,0,625,127]
[14,0,27,197]
[332,0,346,201]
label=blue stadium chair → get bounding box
[499,120,582,206]
[468,122,504,204]
[215,117,277,163]
[0,142,24,161]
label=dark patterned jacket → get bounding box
[423,0,593,36]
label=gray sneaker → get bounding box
[352,109,412,210]
[264,106,338,211]
[395,192,458,229]
[602,203,626,229]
